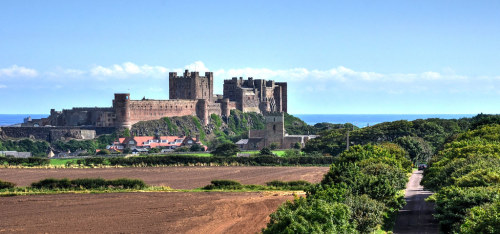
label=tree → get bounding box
[260,147,273,156]
[263,198,356,234]
[269,142,279,150]
[394,136,432,164]
[190,144,204,152]
[293,142,302,149]
[211,142,240,157]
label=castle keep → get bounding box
[27,70,287,129]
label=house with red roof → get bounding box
[107,135,206,152]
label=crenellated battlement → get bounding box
[31,68,287,129]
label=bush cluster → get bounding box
[266,180,311,190]
[203,180,243,190]
[0,156,50,166]
[0,179,16,189]
[264,144,411,233]
[90,155,335,166]
[422,124,500,233]
[31,178,147,190]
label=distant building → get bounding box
[235,113,317,150]
[0,151,32,158]
[26,70,288,129]
[108,135,206,151]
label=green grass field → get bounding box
[50,158,79,166]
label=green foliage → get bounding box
[259,147,273,156]
[211,113,222,128]
[31,177,147,190]
[174,146,190,152]
[434,186,500,233]
[293,142,302,149]
[120,128,131,137]
[211,142,240,157]
[163,117,178,134]
[460,201,500,233]
[54,139,98,155]
[0,156,50,166]
[303,117,469,156]
[423,124,500,232]
[266,142,409,233]
[104,155,336,166]
[203,180,243,190]
[192,116,206,143]
[0,139,50,157]
[265,180,311,190]
[269,142,279,150]
[345,195,386,234]
[96,149,110,155]
[0,179,16,189]
[190,144,204,152]
[283,149,302,158]
[394,136,433,164]
[263,197,357,234]
[148,148,160,153]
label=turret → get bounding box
[113,93,131,129]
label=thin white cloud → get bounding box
[0,84,6,88]
[90,62,169,78]
[0,65,38,77]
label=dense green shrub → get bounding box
[460,201,500,233]
[259,147,273,156]
[265,180,311,190]
[0,179,16,189]
[434,186,500,233]
[103,155,336,167]
[345,195,386,234]
[210,142,240,157]
[263,198,356,234]
[0,156,50,166]
[30,178,147,190]
[203,180,243,190]
[31,178,72,189]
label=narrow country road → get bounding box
[393,170,439,234]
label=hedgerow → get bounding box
[31,178,147,190]
[422,124,500,233]
[263,143,410,233]
[0,179,16,189]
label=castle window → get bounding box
[273,125,276,131]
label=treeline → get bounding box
[421,124,500,233]
[0,139,49,157]
[303,114,500,163]
[263,143,411,233]
[80,155,336,166]
[0,156,49,166]
[31,178,146,190]
[202,179,312,191]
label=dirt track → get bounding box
[0,192,295,233]
[0,166,329,189]
[393,170,439,234]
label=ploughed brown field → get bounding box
[0,192,295,233]
[0,166,329,189]
[0,167,328,233]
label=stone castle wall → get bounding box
[0,127,114,142]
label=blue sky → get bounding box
[1,0,499,114]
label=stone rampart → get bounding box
[0,127,115,142]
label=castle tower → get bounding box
[169,69,213,100]
[264,112,285,147]
[113,93,131,129]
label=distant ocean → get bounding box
[294,114,476,128]
[0,114,48,126]
[0,113,478,128]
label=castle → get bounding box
[27,70,287,129]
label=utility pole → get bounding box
[346,130,350,151]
